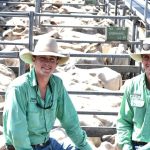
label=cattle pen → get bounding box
[0,0,150,147]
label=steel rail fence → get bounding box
[0,1,145,136]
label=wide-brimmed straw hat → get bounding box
[19,37,69,65]
[130,38,150,62]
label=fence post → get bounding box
[19,11,34,75]
[35,0,41,26]
[29,11,34,52]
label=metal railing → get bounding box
[0,1,144,136]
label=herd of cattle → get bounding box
[0,0,145,149]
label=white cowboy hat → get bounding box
[20,37,69,65]
[130,38,150,62]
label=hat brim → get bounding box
[130,53,142,62]
[20,49,69,65]
[129,50,150,62]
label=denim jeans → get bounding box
[133,146,142,150]
[32,138,79,150]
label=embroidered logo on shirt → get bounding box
[30,98,37,103]
[130,94,144,107]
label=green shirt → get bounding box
[117,73,150,150]
[3,68,92,150]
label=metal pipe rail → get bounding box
[0,51,19,58]
[33,36,142,44]
[0,41,29,45]
[41,24,107,29]
[0,1,35,5]
[65,53,130,58]
[68,91,123,96]
[0,2,141,138]
[35,12,139,20]
[56,39,141,44]
[0,11,34,75]
[0,1,85,6]
[0,12,30,17]
[53,126,117,137]
[41,11,98,14]
[77,110,118,115]
[0,109,117,136]
[75,64,141,73]
[82,126,116,137]
[0,11,34,49]
[0,90,123,96]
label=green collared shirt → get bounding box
[3,68,92,150]
[117,73,150,150]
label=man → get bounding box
[3,37,92,150]
[117,38,150,150]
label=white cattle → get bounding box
[0,1,131,149]
[0,64,16,92]
[0,126,3,135]
[98,134,121,150]
[3,25,42,40]
[98,141,120,150]
[96,67,122,90]
[75,52,106,66]
[50,127,98,149]
[0,17,6,32]
[106,44,130,65]
[56,66,122,91]
[0,134,5,150]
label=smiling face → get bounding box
[33,55,59,78]
[142,54,150,83]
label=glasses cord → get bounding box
[36,82,53,109]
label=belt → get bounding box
[132,141,147,146]
[32,140,50,148]
[5,140,50,150]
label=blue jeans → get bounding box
[32,138,79,150]
[133,142,144,150]
[133,146,142,150]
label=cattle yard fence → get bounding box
[0,0,148,137]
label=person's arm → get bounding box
[116,88,134,150]
[56,81,92,150]
[3,86,33,150]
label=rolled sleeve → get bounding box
[122,144,133,150]
[3,86,33,150]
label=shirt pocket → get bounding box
[130,96,146,124]
[130,95,144,108]
[28,101,39,112]
[27,102,41,129]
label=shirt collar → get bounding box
[143,73,148,89]
[29,68,38,87]
[28,68,55,88]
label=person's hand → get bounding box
[122,144,132,150]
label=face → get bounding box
[142,54,150,79]
[33,56,59,78]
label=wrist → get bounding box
[122,144,133,150]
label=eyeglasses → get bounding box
[36,83,53,110]
[143,44,150,51]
